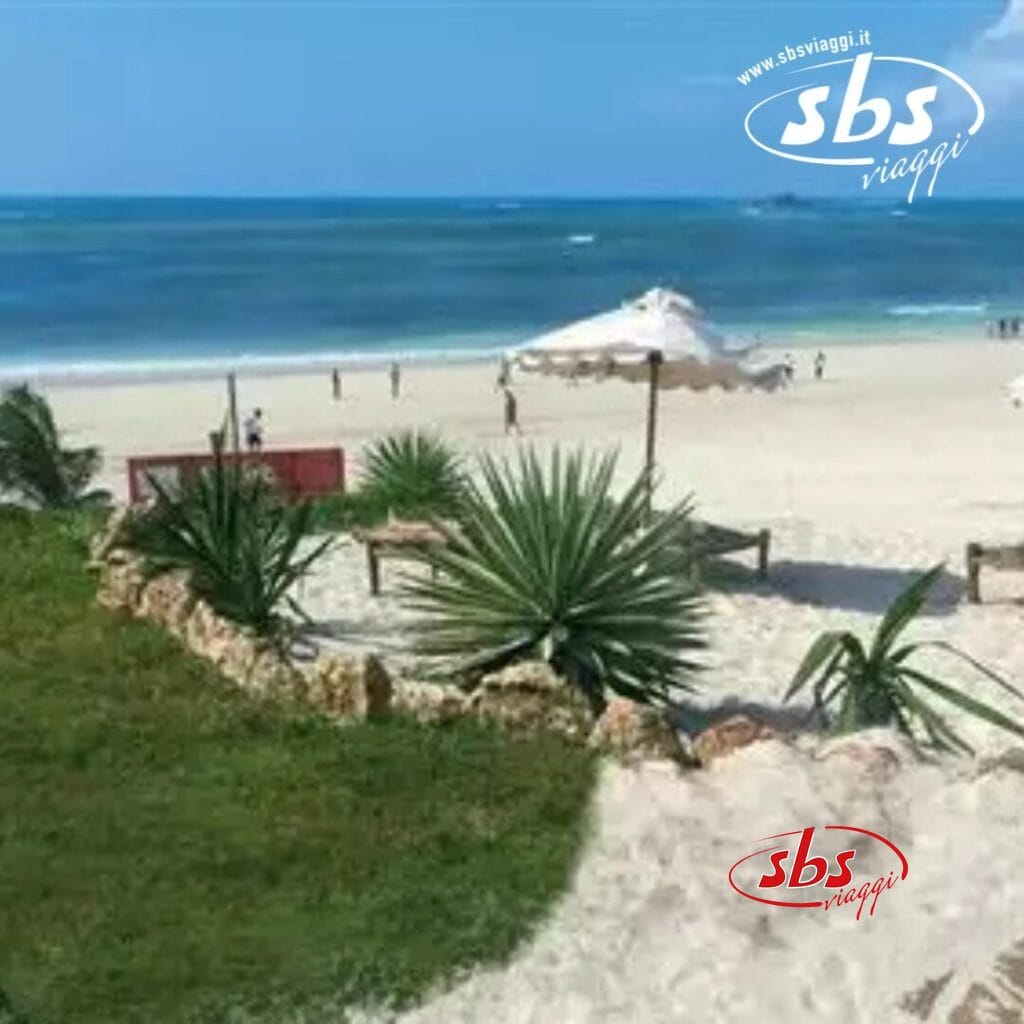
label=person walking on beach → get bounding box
[999,318,1008,339]
[783,352,795,383]
[331,367,341,400]
[503,387,520,435]
[814,350,826,381]
[390,360,401,399]
[244,408,264,452]
[1013,318,1021,339]
[496,355,510,390]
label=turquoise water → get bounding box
[0,196,1020,378]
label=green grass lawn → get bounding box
[0,510,596,1023]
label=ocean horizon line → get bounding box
[1,193,1023,204]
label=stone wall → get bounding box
[88,507,776,766]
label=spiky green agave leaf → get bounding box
[400,446,707,711]
[785,563,1024,754]
[360,430,465,521]
[131,458,332,639]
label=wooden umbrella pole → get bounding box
[227,372,240,455]
[644,349,663,515]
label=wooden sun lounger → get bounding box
[965,541,1024,603]
[357,516,770,596]
[355,520,453,596]
[682,519,771,581]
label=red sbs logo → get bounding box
[728,825,909,922]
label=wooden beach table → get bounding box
[965,541,1024,603]
[355,520,453,596]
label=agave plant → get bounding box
[0,384,109,509]
[129,456,332,640]
[400,446,707,713]
[786,563,1024,754]
[360,430,465,522]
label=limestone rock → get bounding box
[135,570,195,636]
[814,729,907,779]
[88,504,133,567]
[393,679,467,725]
[588,698,684,763]
[306,652,393,721]
[217,632,262,688]
[185,600,237,666]
[95,555,147,612]
[247,645,307,701]
[692,714,782,766]
[468,661,595,741]
[946,936,1024,1023]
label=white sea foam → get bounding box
[888,302,987,317]
[0,340,512,386]
[566,233,596,244]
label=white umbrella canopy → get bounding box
[509,287,765,390]
[506,287,782,500]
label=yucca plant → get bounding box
[786,563,1024,754]
[360,430,465,522]
[400,446,707,713]
[0,384,109,509]
[129,456,332,641]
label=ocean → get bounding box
[0,196,1021,380]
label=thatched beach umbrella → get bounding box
[509,287,781,490]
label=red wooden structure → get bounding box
[127,447,345,504]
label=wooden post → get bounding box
[757,529,771,579]
[644,349,663,515]
[367,541,381,597]
[227,372,240,455]
[966,542,981,604]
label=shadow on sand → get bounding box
[710,558,963,617]
[668,695,825,739]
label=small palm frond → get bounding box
[786,563,1024,754]
[0,384,107,509]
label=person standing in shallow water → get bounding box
[390,360,401,399]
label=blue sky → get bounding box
[0,0,1018,196]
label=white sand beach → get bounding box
[42,337,1024,1021]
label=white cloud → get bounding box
[984,0,1024,40]
[951,0,1024,115]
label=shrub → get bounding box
[128,457,332,641]
[400,446,707,714]
[786,563,1024,754]
[311,487,395,533]
[361,430,465,520]
[313,431,465,533]
[0,384,110,510]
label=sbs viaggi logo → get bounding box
[728,825,909,922]
[737,30,985,203]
